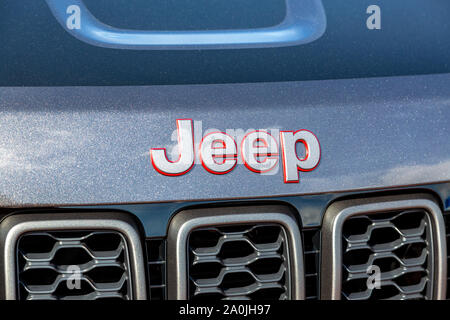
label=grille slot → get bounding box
[341,209,432,300]
[188,224,290,300]
[17,231,132,300]
[303,229,320,300]
[146,239,167,300]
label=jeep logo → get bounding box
[150,119,321,183]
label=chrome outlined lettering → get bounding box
[150,119,321,183]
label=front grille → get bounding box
[188,224,290,300]
[17,231,132,300]
[342,209,432,300]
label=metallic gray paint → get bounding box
[0,74,449,206]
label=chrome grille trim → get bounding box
[444,212,450,300]
[320,194,447,300]
[0,212,147,300]
[167,205,305,300]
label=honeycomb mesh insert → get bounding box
[188,224,290,300]
[342,209,432,300]
[17,231,132,300]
